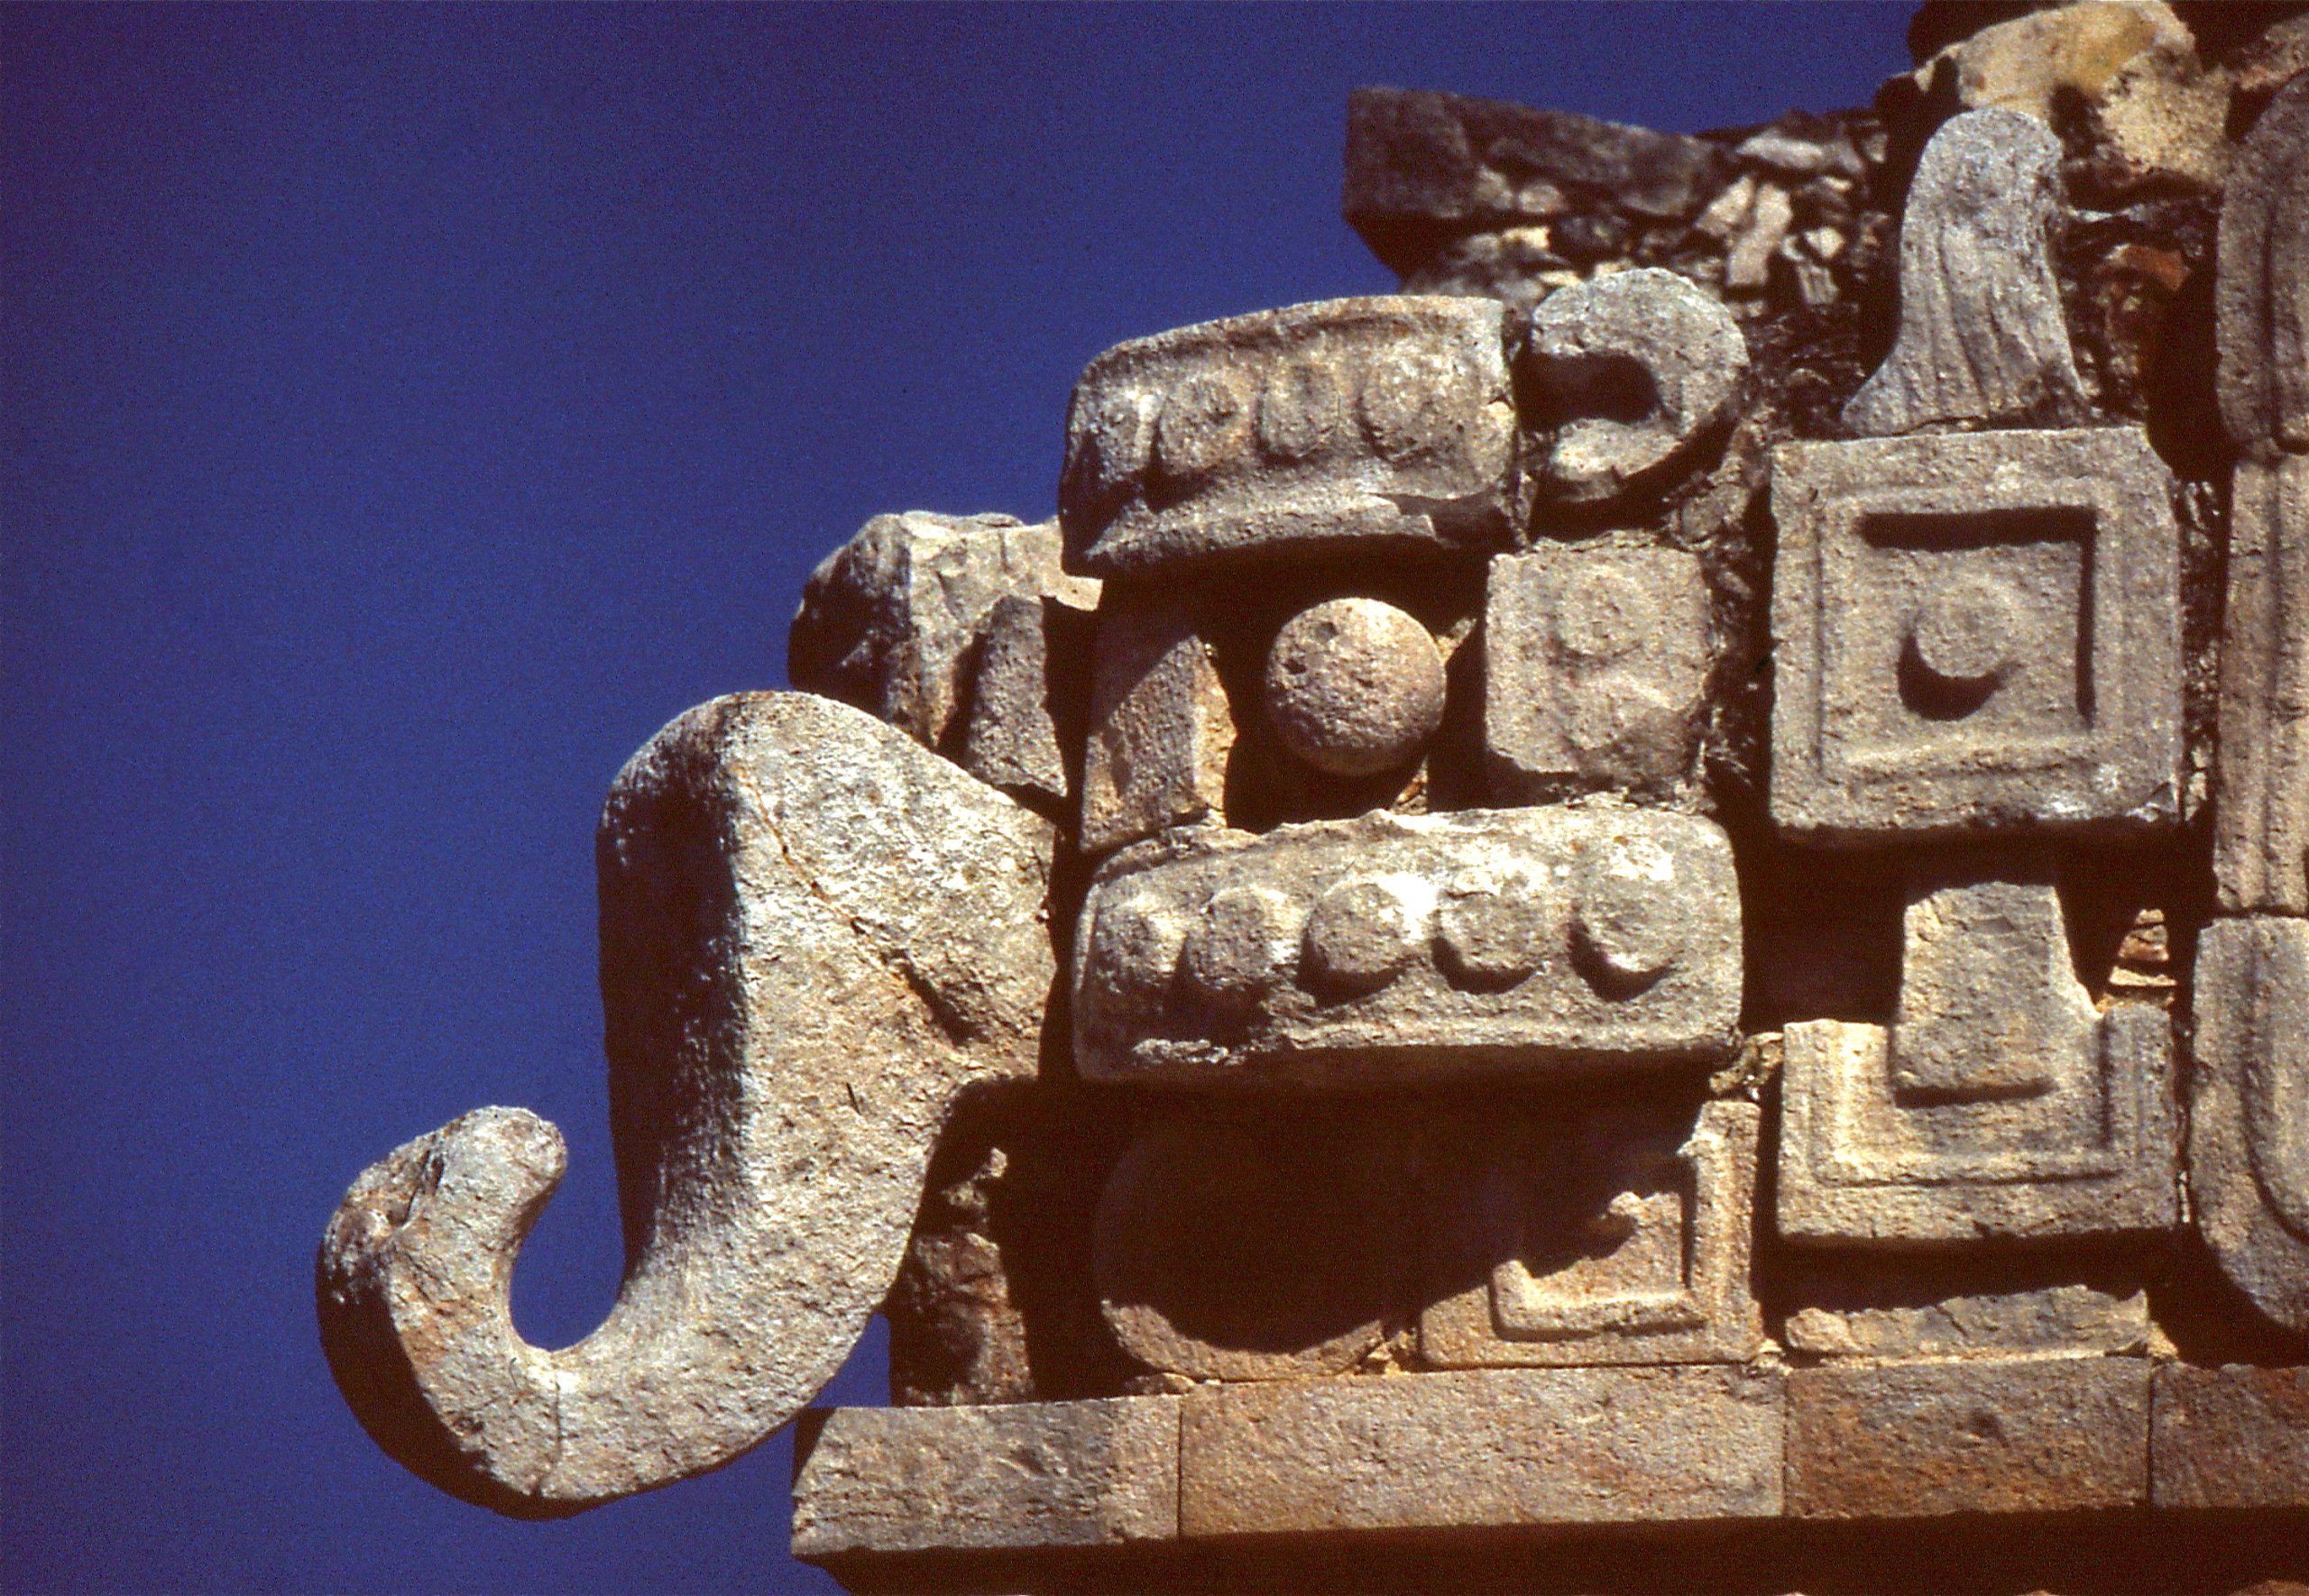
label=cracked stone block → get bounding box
[1093,1111,1408,1381]
[1776,1004,2178,1244]
[1522,268,1748,506]
[1057,297,1516,579]
[788,512,1097,754]
[790,1397,1181,1557]
[1484,545,1711,800]
[2152,1364,2309,1510]
[1072,807,1743,1087]
[1180,1364,1781,1537]
[2189,916,2309,1339]
[1769,427,2183,844]
[961,592,1098,810]
[1080,591,1237,857]
[2213,458,2309,914]
[1842,109,2087,437]
[1781,1253,2150,1362]
[1787,1358,2150,1518]
[1420,1099,1761,1369]
[2218,70,2309,463]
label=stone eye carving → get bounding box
[1522,266,1747,506]
[1262,596,1447,778]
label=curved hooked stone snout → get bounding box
[317,693,1056,1517]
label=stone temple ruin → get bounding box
[318,5,2309,1590]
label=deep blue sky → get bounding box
[2,6,1909,1591]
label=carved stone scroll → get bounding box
[2218,71,2309,464]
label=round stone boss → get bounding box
[1180,883,1303,1005]
[1908,572,2024,689]
[1301,873,1434,995]
[1262,596,1449,777]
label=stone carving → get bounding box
[1483,543,1711,799]
[2191,916,2309,1335]
[317,693,1053,1515]
[1092,1111,1407,1380]
[1057,297,1516,577]
[1421,1099,1761,1368]
[1522,268,1748,506]
[1770,427,2183,843]
[1072,808,1743,1087]
[789,512,1097,755]
[1080,592,1237,856]
[1841,109,2087,438]
[318,12,2309,1581]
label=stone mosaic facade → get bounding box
[317,4,2309,1589]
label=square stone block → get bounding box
[1484,545,1712,800]
[2152,1363,2309,1509]
[1421,1099,1762,1367]
[1180,1365,1784,1537]
[1787,1359,2150,1518]
[1072,807,1743,1087]
[1060,297,1516,578]
[1769,427,2182,843]
[790,1398,1181,1557]
[1776,1005,2177,1243]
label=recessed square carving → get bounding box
[1421,1100,1761,1366]
[1769,427,2182,843]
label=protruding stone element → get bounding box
[1080,593,1236,857]
[1787,1359,2150,1519]
[1180,1365,1785,1537]
[2215,442,2309,918]
[1770,427,2183,843]
[1058,298,1516,578]
[961,592,1097,810]
[1072,808,1743,1087]
[2190,916,2309,1338]
[789,512,1098,752]
[1888,867,2092,1104]
[1484,545,1711,799]
[2218,69,2309,462]
[1263,597,1447,777]
[1093,1114,1406,1380]
[1421,1100,1762,1368]
[2152,1364,2309,1510]
[1777,1002,2177,1244]
[1341,87,1723,273]
[1522,268,1747,505]
[791,1397,1181,1557]
[316,693,1055,1518]
[1841,109,2087,437]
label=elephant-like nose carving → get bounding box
[316,692,1055,1517]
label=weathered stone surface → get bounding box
[2152,1363,2309,1510]
[1483,545,1711,800]
[791,1396,1181,1557]
[1058,298,1516,578]
[1342,87,1724,258]
[1787,1358,2151,1518]
[2214,454,2309,918]
[1777,1003,2177,1244]
[789,512,1097,753]
[1072,808,1743,1087]
[1783,1280,2149,1362]
[1180,1365,1784,1536]
[1080,592,1236,857]
[2190,916,2309,1337]
[317,693,1054,1517]
[1522,268,1748,505]
[1262,596,1447,778]
[2221,70,2309,460]
[1770,427,2183,843]
[1888,866,2095,1104]
[961,592,1096,810]
[1843,109,2086,437]
[1095,1112,1407,1380]
[1421,1099,1762,1368]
